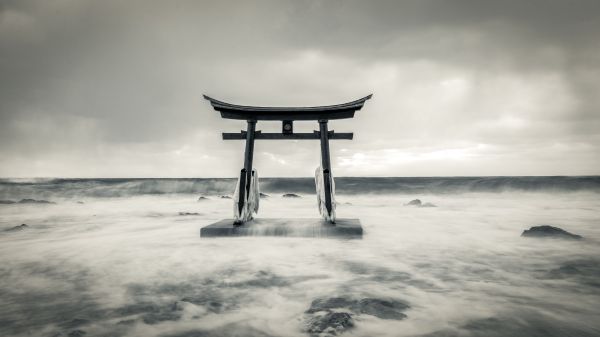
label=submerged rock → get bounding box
[0,199,16,204]
[6,224,28,232]
[306,312,354,336]
[306,297,355,313]
[142,310,181,324]
[308,297,409,319]
[77,201,85,204]
[405,199,422,206]
[545,259,600,287]
[178,212,201,216]
[355,298,409,320]
[114,302,162,316]
[219,195,232,199]
[259,192,270,198]
[197,196,209,201]
[114,301,182,325]
[67,330,86,337]
[521,225,582,240]
[163,324,274,337]
[282,193,301,198]
[180,296,226,313]
[304,296,409,334]
[116,319,136,326]
[18,198,54,204]
[404,199,436,207]
[60,318,90,329]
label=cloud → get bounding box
[0,0,598,177]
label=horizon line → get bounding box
[1,175,599,180]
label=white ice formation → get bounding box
[233,169,260,222]
[315,166,336,222]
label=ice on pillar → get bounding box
[233,169,260,222]
[315,166,336,222]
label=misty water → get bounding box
[1,178,599,337]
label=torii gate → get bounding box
[200,94,372,238]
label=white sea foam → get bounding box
[0,191,599,336]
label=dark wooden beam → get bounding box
[222,130,353,140]
[204,94,372,121]
[220,110,357,121]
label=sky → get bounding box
[1,0,599,177]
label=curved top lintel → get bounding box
[203,94,372,113]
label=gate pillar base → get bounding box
[201,218,362,238]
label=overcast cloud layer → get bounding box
[1,0,599,177]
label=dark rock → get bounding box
[0,199,16,204]
[197,196,209,201]
[116,319,136,325]
[67,330,86,337]
[282,193,301,198]
[549,260,600,277]
[521,225,582,240]
[405,199,422,206]
[259,192,270,198]
[6,224,28,232]
[355,298,409,320]
[306,312,354,336]
[219,195,232,199]
[545,259,600,287]
[306,297,355,313]
[418,315,600,337]
[60,318,90,329]
[142,310,181,324]
[77,201,85,204]
[181,296,226,313]
[163,324,274,337]
[405,199,436,207]
[229,270,290,288]
[114,301,182,324]
[114,302,162,316]
[178,212,201,216]
[18,198,54,204]
[306,296,410,322]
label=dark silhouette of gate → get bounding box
[201,94,372,237]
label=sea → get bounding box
[0,176,599,337]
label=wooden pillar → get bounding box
[237,120,256,219]
[319,120,333,221]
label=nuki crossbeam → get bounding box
[201,94,373,237]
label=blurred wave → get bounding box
[0,176,598,200]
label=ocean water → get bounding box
[0,177,599,337]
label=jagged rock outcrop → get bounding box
[405,199,436,207]
[6,224,28,232]
[521,225,582,240]
[304,296,409,335]
[18,198,54,204]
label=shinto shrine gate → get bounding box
[200,94,372,237]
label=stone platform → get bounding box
[200,218,362,238]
